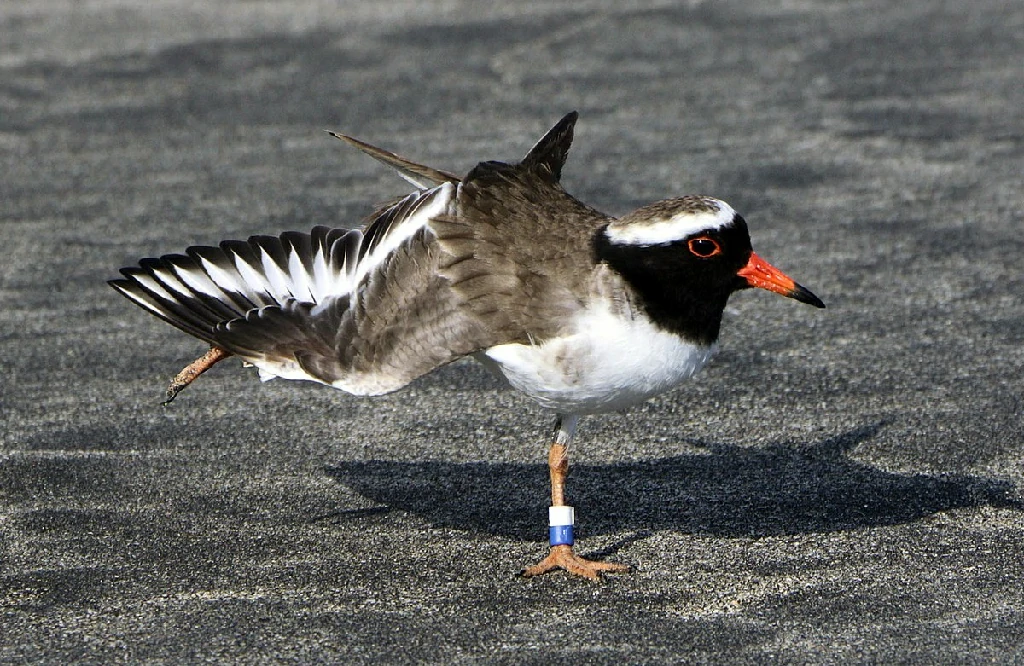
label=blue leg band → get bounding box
[549,524,574,547]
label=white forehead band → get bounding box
[605,200,736,246]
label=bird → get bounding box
[110,112,824,580]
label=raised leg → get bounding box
[163,346,231,404]
[521,414,630,580]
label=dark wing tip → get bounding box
[520,111,580,183]
[326,129,459,187]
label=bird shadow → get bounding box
[324,423,1022,541]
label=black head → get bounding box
[595,196,824,345]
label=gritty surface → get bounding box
[2,1,1024,663]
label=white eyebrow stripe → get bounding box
[605,202,736,246]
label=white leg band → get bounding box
[549,506,575,526]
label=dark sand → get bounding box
[2,2,1023,662]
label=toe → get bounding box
[521,546,629,580]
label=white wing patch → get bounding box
[110,182,459,388]
[351,183,456,288]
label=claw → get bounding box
[521,544,630,580]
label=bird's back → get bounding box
[110,112,613,396]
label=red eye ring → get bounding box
[687,236,722,258]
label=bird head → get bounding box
[597,196,824,343]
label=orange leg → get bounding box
[521,415,630,580]
[163,346,231,404]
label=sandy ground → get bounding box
[2,1,1023,662]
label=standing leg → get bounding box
[521,414,630,580]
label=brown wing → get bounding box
[112,184,497,395]
[433,112,613,343]
[110,112,609,394]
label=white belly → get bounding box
[479,307,717,414]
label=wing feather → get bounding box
[326,130,460,188]
[111,114,604,397]
[110,183,494,394]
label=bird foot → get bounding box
[521,544,630,580]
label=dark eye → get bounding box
[687,237,722,258]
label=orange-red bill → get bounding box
[737,252,825,308]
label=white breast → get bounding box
[480,305,717,414]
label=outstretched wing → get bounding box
[111,112,604,395]
[111,183,492,395]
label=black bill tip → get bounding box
[790,283,826,309]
